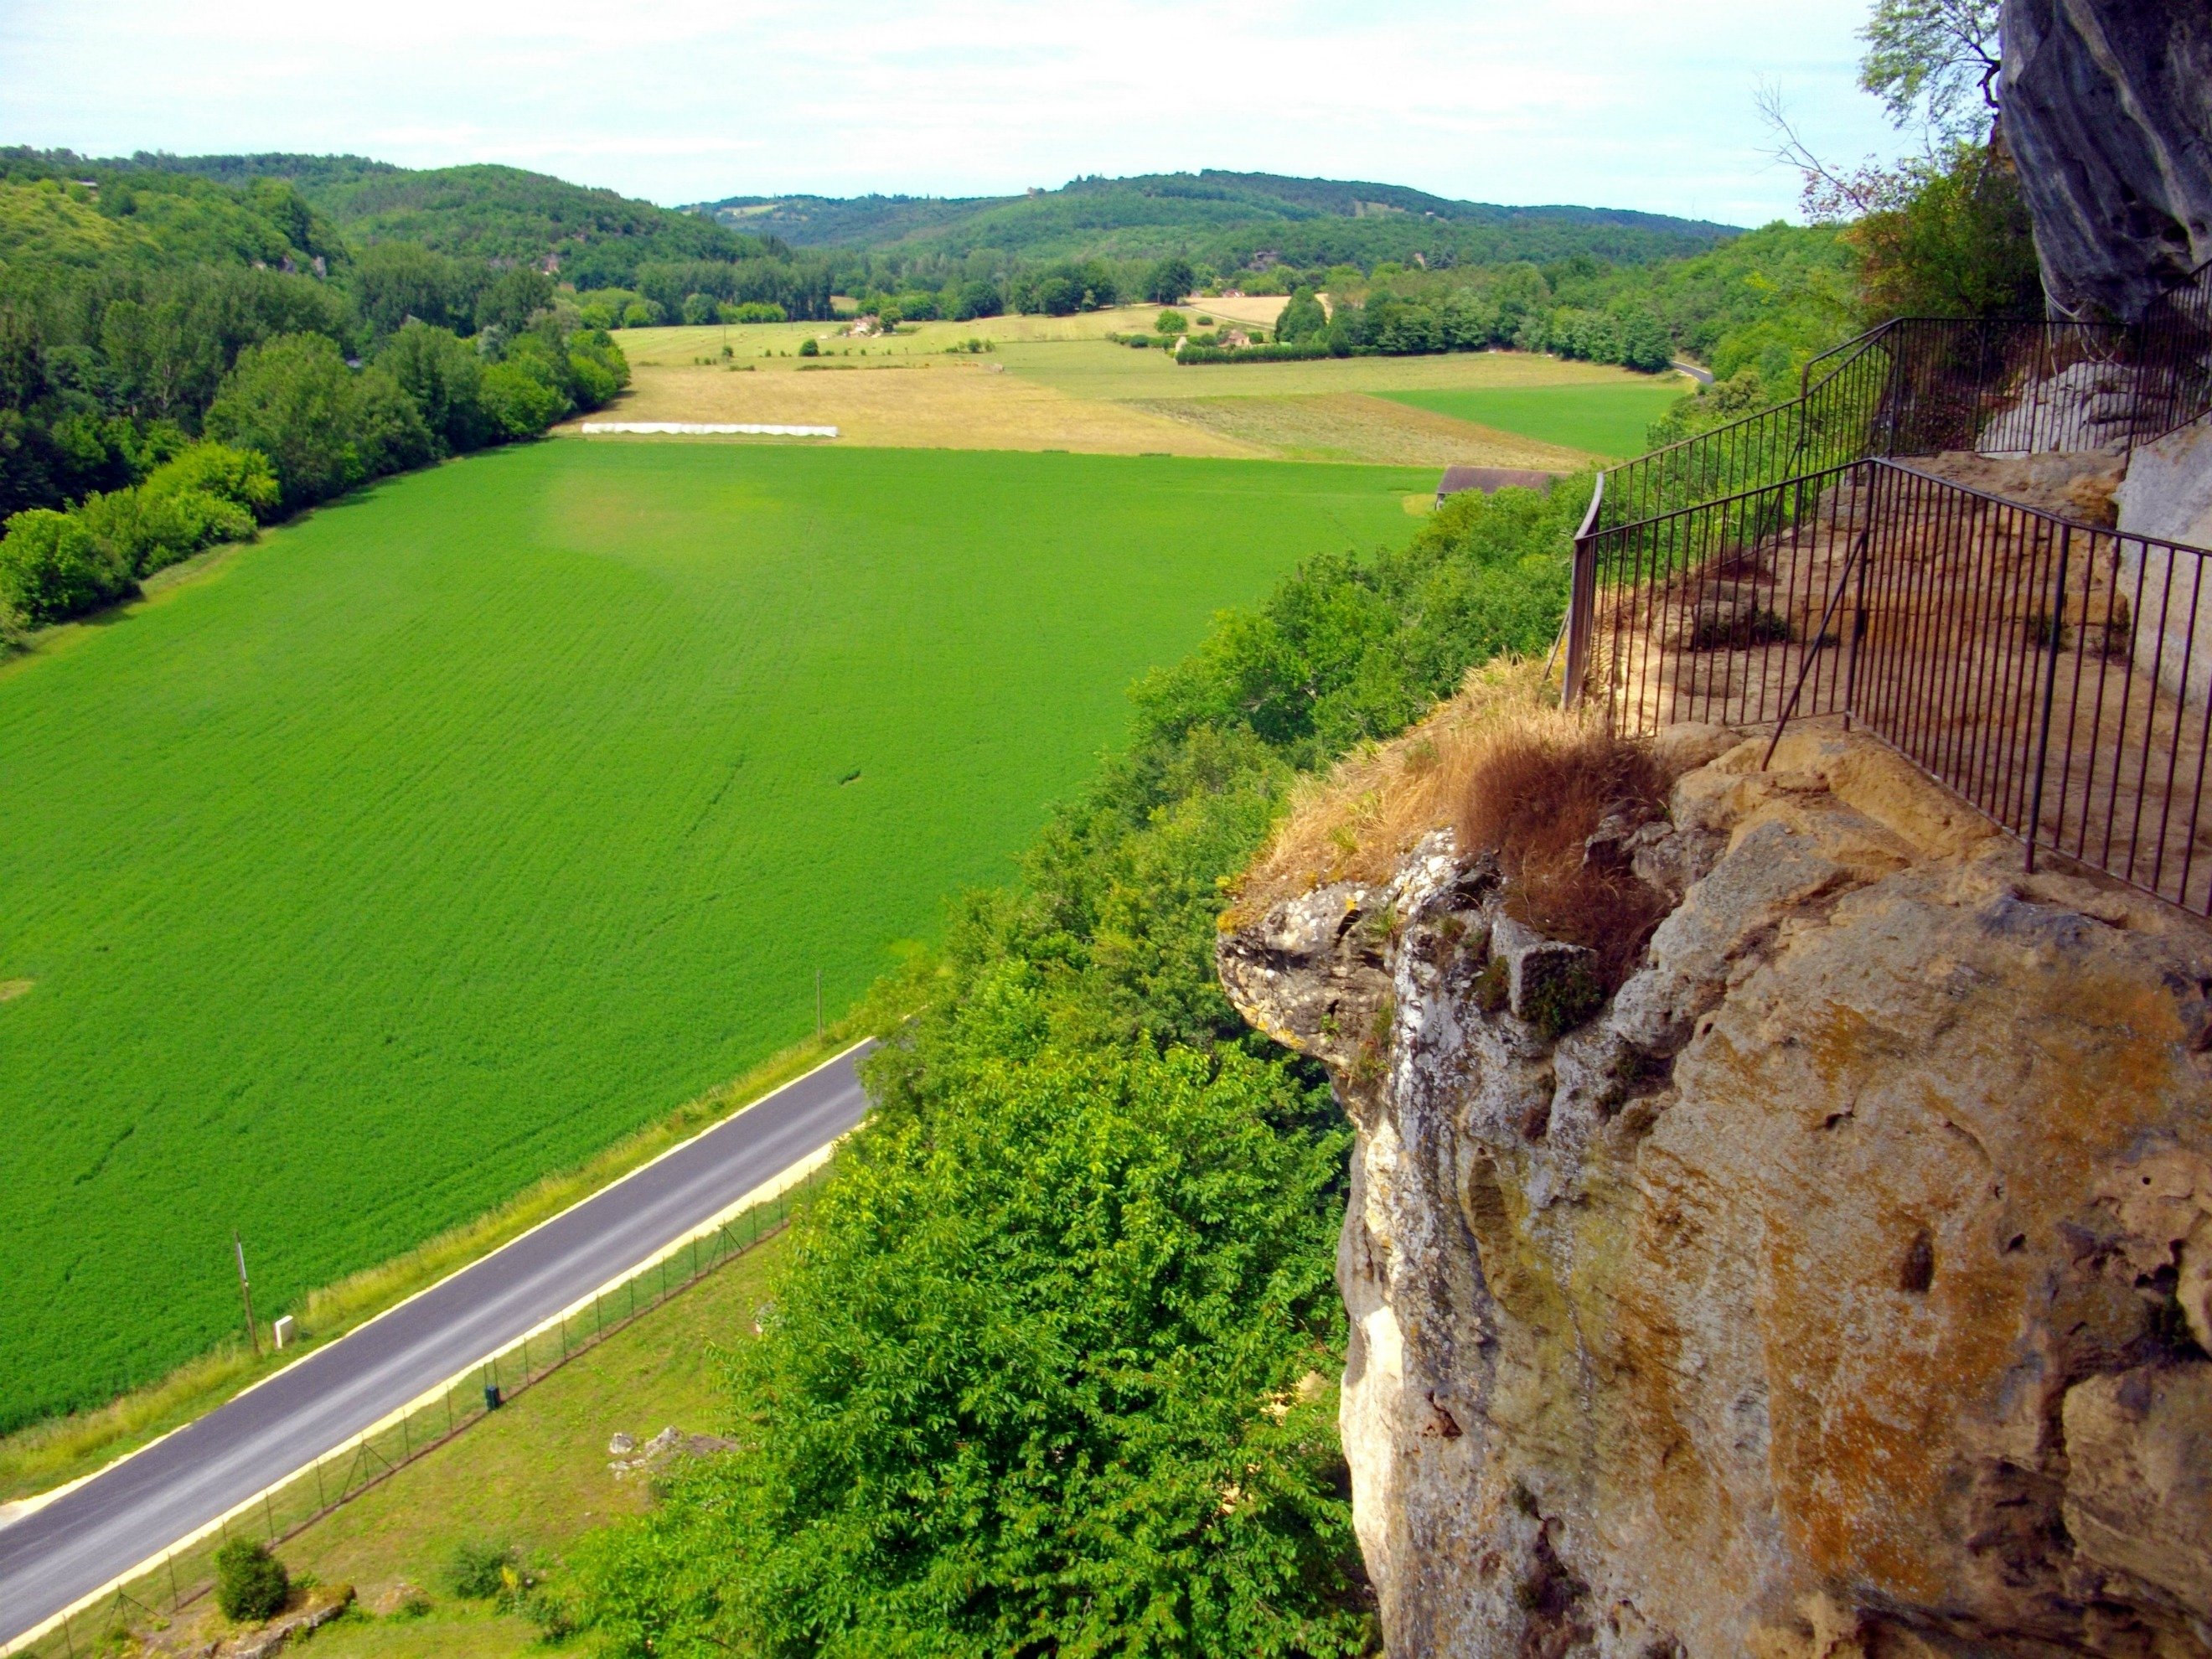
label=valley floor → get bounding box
[571,311,1686,466]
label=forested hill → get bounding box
[694,169,1739,269]
[126,152,767,283]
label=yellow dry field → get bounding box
[580,360,1262,457]
[1181,294,1292,328]
[580,326,1682,468]
[612,305,1181,368]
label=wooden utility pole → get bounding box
[235,1233,261,1357]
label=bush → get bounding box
[214,1538,290,1623]
[478,361,567,438]
[621,299,662,328]
[726,301,786,323]
[0,508,133,623]
[797,337,819,357]
[446,1540,519,1601]
[1154,309,1186,335]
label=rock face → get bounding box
[2002,0,2212,321]
[1221,726,2212,1655]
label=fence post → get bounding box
[1563,473,1605,711]
[2025,522,2075,873]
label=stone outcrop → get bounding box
[1221,725,2212,1655]
[2001,0,2212,321]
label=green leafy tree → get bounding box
[378,321,491,453]
[1275,287,1327,344]
[1859,0,2000,146]
[203,333,363,509]
[204,333,432,509]
[474,266,555,337]
[680,292,718,326]
[1848,143,2042,319]
[1144,256,1196,306]
[478,360,567,437]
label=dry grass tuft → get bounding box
[1232,655,1677,990]
[1453,721,1673,990]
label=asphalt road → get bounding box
[0,1045,871,1650]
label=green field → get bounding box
[0,440,1429,1429]
[1377,383,1687,459]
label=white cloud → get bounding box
[0,0,1910,224]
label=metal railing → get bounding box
[1596,326,1898,532]
[1593,254,2212,540]
[8,1164,828,1659]
[1574,458,2212,913]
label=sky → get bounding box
[2,0,1913,226]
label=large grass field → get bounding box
[1376,383,1687,460]
[0,440,1429,1430]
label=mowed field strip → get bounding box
[0,440,1429,1430]
[581,316,1687,468]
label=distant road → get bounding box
[0,1047,871,1651]
[1672,359,1715,385]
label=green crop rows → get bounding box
[1380,382,1687,460]
[0,440,1429,1429]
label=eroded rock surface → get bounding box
[1220,728,2212,1656]
[2002,0,2212,322]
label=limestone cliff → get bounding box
[2002,0,2212,322]
[1221,721,2212,1656]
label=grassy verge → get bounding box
[0,1013,881,1507]
[116,1227,793,1659]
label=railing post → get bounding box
[1562,473,1604,711]
[2025,522,2075,873]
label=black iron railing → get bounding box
[1554,256,2212,913]
[1595,255,2212,537]
[1571,457,2212,913]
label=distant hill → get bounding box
[133,153,761,284]
[693,170,1739,270]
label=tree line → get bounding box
[0,157,643,639]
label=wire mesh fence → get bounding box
[12,1164,828,1659]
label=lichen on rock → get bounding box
[1220,702,2212,1656]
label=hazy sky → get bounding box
[3,0,1910,225]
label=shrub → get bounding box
[1684,605,1792,651]
[446,1539,518,1601]
[0,508,133,623]
[214,1538,289,1623]
[1154,309,1186,335]
[726,301,786,323]
[621,299,662,328]
[797,338,819,357]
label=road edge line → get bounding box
[0,1040,871,1531]
[0,1055,869,1657]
